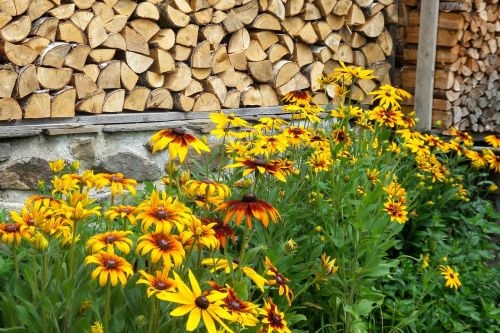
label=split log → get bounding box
[51,87,76,118]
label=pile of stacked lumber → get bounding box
[0,0,398,121]
[400,0,499,132]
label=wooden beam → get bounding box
[414,0,439,131]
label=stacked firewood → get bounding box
[399,0,499,132]
[0,0,397,121]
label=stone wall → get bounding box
[0,107,284,210]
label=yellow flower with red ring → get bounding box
[215,193,280,228]
[137,266,177,298]
[150,128,210,163]
[85,251,134,287]
[94,173,137,196]
[137,231,185,268]
[86,231,133,254]
[0,222,32,246]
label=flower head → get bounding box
[225,157,287,182]
[201,217,235,249]
[215,193,280,228]
[158,270,233,333]
[104,205,137,225]
[383,199,409,224]
[94,173,137,196]
[210,112,250,129]
[321,253,338,276]
[0,222,31,246]
[265,257,293,305]
[137,266,177,298]
[485,135,500,148]
[86,231,133,254]
[208,283,259,327]
[49,160,66,173]
[150,128,210,162]
[259,298,291,333]
[137,231,185,268]
[85,251,134,287]
[439,265,462,289]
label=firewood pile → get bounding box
[399,0,499,132]
[0,0,397,121]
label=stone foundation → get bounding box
[0,108,284,209]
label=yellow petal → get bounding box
[186,308,201,331]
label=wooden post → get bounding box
[414,0,439,131]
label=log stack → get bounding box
[399,0,499,132]
[0,0,397,121]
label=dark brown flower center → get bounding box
[105,259,117,269]
[195,296,210,309]
[253,159,266,166]
[27,218,34,226]
[155,281,168,290]
[158,238,170,250]
[229,300,242,310]
[155,209,168,219]
[242,193,257,202]
[269,313,282,325]
[275,274,286,285]
[105,235,117,243]
[228,115,235,120]
[173,128,186,136]
[119,207,132,214]
[5,224,18,233]
[450,273,454,278]
[110,176,121,182]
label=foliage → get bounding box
[0,63,498,333]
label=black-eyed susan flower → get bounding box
[215,193,280,228]
[25,195,62,209]
[334,61,375,81]
[369,106,405,128]
[94,173,137,196]
[90,321,104,333]
[366,169,381,185]
[282,90,312,106]
[383,199,409,224]
[10,200,51,228]
[331,129,351,146]
[150,128,211,163]
[136,231,185,268]
[370,84,411,109]
[483,149,500,173]
[85,251,134,287]
[183,215,219,250]
[259,298,291,333]
[450,127,473,147]
[383,181,406,199]
[207,283,259,327]
[485,134,500,148]
[265,257,293,305]
[137,191,192,233]
[439,265,462,289]
[463,149,487,169]
[283,126,309,146]
[225,157,287,182]
[31,232,49,251]
[253,117,288,132]
[321,253,338,276]
[225,140,249,156]
[250,135,288,157]
[51,176,80,196]
[420,254,430,270]
[210,112,250,129]
[137,267,177,298]
[157,270,233,333]
[201,217,235,249]
[185,179,231,199]
[306,153,333,173]
[0,222,31,246]
[201,257,267,291]
[104,205,138,225]
[86,231,133,254]
[49,159,66,173]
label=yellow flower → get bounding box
[137,231,185,268]
[450,127,473,147]
[284,239,297,252]
[484,134,500,148]
[58,198,101,221]
[370,84,411,109]
[210,112,250,129]
[488,183,498,192]
[420,254,430,270]
[104,206,137,225]
[265,257,293,305]
[184,179,231,199]
[225,157,287,182]
[85,251,134,287]
[32,232,49,251]
[90,321,104,333]
[321,253,338,276]
[94,173,137,196]
[250,135,288,157]
[136,191,192,233]
[368,106,405,128]
[253,117,288,132]
[182,215,219,250]
[207,283,259,327]
[150,128,211,163]
[158,270,233,333]
[86,231,133,254]
[439,265,462,289]
[306,152,333,173]
[201,257,267,291]
[225,140,249,156]
[10,200,51,228]
[383,200,409,224]
[334,60,375,81]
[51,176,80,196]
[0,222,31,246]
[483,149,500,173]
[367,169,380,185]
[259,298,291,333]
[463,149,487,169]
[137,266,177,298]
[49,160,66,173]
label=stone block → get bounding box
[0,142,11,162]
[0,157,52,190]
[94,151,162,181]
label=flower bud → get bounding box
[32,232,48,252]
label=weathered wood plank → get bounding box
[414,0,439,131]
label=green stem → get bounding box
[41,250,49,332]
[236,223,250,280]
[148,297,158,333]
[104,281,111,331]
[12,245,19,278]
[291,276,320,304]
